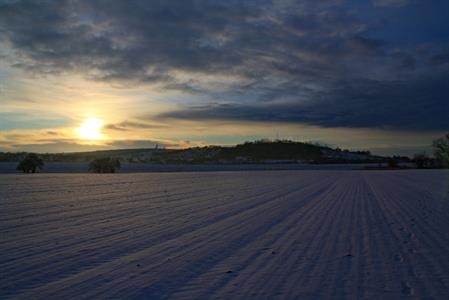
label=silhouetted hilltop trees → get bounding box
[216,140,323,162]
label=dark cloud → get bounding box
[2,133,33,140]
[0,0,414,84]
[0,0,447,131]
[346,36,385,56]
[104,120,168,132]
[372,0,409,7]
[160,73,449,131]
[107,140,179,149]
[104,124,129,132]
[431,50,449,66]
[0,0,252,81]
[45,131,59,136]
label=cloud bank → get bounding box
[0,0,448,132]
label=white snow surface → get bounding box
[1,170,449,299]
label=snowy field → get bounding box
[1,170,449,299]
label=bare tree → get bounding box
[17,153,44,173]
[433,133,449,168]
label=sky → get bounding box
[0,0,448,156]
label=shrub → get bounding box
[89,157,121,173]
[16,153,44,173]
[387,158,398,169]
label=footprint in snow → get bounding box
[401,281,413,296]
[394,254,403,262]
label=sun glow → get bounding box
[77,118,104,140]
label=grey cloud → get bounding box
[104,120,168,131]
[104,124,129,132]
[3,133,33,140]
[372,0,409,7]
[391,51,416,70]
[431,50,449,66]
[107,140,179,149]
[45,131,59,136]
[346,36,385,56]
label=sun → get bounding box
[77,118,104,140]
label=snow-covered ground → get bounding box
[1,170,449,299]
